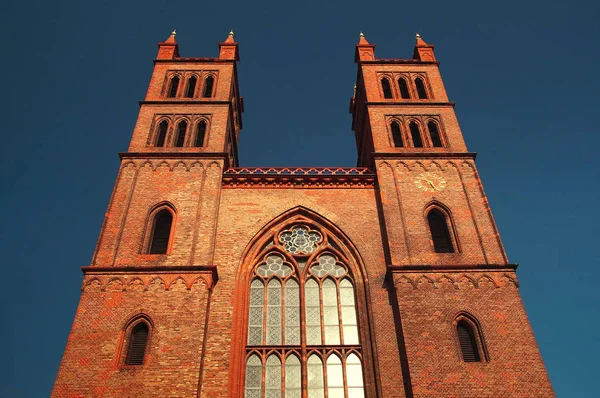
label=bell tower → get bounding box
[52,31,242,397]
[350,33,554,396]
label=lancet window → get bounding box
[244,224,365,397]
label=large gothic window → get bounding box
[244,225,365,398]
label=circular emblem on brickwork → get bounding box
[414,172,446,192]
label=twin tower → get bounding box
[52,32,554,397]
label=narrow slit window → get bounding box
[174,120,187,147]
[203,76,214,98]
[149,209,173,254]
[155,120,168,147]
[185,76,197,98]
[427,209,454,253]
[125,322,149,366]
[409,121,424,148]
[428,121,443,147]
[457,321,481,362]
[398,77,411,99]
[391,121,404,147]
[167,76,180,98]
[381,77,393,99]
[415,77,428,99]
[195,120,207,147]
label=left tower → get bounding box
[52,32,242,396]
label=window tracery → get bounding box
[244,223,365,397]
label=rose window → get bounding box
[279,226,322,254]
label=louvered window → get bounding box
[168,76,180,98]
[381,77,393,99]
[457,321,481,362]
[427,209,454,253]
[409,121,423,148]
[391,121,404,147]
[125,322,149,365]
[175,120,187,147]
[195,120,207,147]
[149,209,173,254]
[203,76,215,98]
[155,120,168,147]
[428,121,443,147]
[398,77,411,99]
[415,77,428,99]
[185,75,197,98]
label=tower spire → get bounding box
[413,33,436,61]
[219,29,239,60]
[156,30,179,59]
[355,31,375,62]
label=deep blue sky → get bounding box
[2,0,598,396]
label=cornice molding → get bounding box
[223,167,376,188]
[119,152,228,159]
[140,100,231,106]
[365,101,455,107]
[373,152,477,159]
[360,59,440,65]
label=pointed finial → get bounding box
[359,31,364,38]
[171,29,177,36]
[229,30,234,36]
[415,33,421,40]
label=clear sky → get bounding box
[2,0,598,396]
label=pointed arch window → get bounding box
[155,120,168,147]
[391,121,404,147]
[167,75,180,98]
[427,208,455,253]
[174,120,187,147]
[148,208,173,254]
[185,75,197,98]
[125,321,149,365]
[244,224,365,397]
[415,77,428,99]
[409,121,424,148]
[454,315,488,363]
[427,121,443,147]
[195,120,207,147]
[381,77,393,99]
[203,75,215,98]
[398,77,411,99]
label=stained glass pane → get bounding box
[245,355,263,398]
[248,279,264,345]
[285,280,300,345]
[258,254,293,278]
[346,354,365,397]
[307,355,324,398]
[322,279,340,345]
[340,278,359,345]
[310,254,345,278]
[285,355,301,398]
[266,355,282,398]
[326,355,344,398]
[305,279,322,345]
[267,279,282,345]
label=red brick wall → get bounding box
[52,274,210,397]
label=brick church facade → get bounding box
[52,32,554,397]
